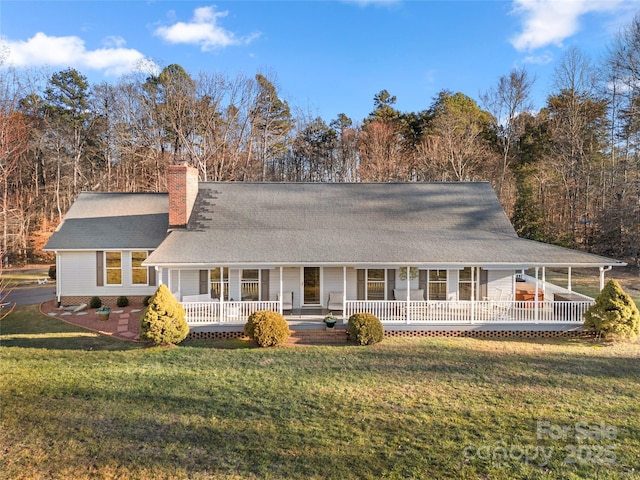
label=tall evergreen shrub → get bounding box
[140,285,189,346]
[584,279,639,342]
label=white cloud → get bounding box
[154,5,260,51]
[510,0,624,51]
[1,32,152,76]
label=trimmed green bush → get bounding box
[244,310,290,347]
[348,313,384,345]
[143,295,152,307]
[584,279,640,342]
[140,284,189,346]
[89,296,102,309]
[116,296,129,308]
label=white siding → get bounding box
[269,267,301,308]
[322,267,345,307]
[58,251,158,298]
[486,270,515,300]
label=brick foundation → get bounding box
[60,296,149,307]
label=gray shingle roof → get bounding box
[145,182,623,267]
[44,192,169,250]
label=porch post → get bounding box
[343,266,347,324]
[220,267,224,321]
[279,266,284,314]
[568,267,572,292]
[534,267,539,324]
[406,266,411,324]
[470,266,475,324]
[542,266,546,299]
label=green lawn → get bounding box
[1,306,639,480]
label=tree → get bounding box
[417,91,496,182]
[481,67,535,202]
[546,48,608,248]
[250,73,292,180]
[584,279,640,342]
[140,284,189,346]
[43,68,92,197]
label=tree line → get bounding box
[1,16,639,267]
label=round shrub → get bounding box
[244,310,290,347]
[117,296,129,308]
[140,284,189,346]
[348,313,384,345]
[584,279,639,342]
[89,296,102,309]
[143,295,152,307]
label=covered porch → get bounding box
[161,264,601,329]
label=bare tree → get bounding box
[481,67,535,202]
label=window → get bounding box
[459,267,473,301]
[131,251,148,285]
[105,252,122,285]
[210,268,229,299]
[367,269,386,300]
[241,269,260,301]
[428,270,447,300]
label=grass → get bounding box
[1,266,49,286]
[1,306,640,479]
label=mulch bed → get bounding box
[40,300,144,341]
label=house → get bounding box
[44,164,625,336]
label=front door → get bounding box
[303,267,321,305]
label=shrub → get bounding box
[348,313,384,345]
[140,284,189,346]
[89,296,102,309]
[584,279,640,342]
[244,310,290,347]
[117,296,129,308]
[143,295,152,307]
[48,265,56,280]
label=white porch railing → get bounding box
[184,299,593,325]
[345,300,594,324]
[184,300,279,325]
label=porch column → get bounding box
[406,266,411,324]
[219,267,224,321]
[542,267,546,299]
[534,267,539,324]
[156,267,162,285]
[342,266,347,324]
[568,267,572,292]
[470,266,475,324]
[279,266,284,314]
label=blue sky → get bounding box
[1,0,638,123]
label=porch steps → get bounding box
[287,327,349,346]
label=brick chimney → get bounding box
[167,164,199,228]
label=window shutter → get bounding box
[261,269,269,301]
[480,269,488,300]
[148,251,156,286]
[357,269,365,300]
[96,251,104,286]
[419,270,428,300]
[386,269,395,301]
[199,270,208,295]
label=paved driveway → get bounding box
[3,285,56,307]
